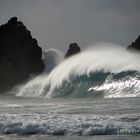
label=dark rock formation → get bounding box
[127,35,140,51]
[0,17,44,92]
[65,43,81,58]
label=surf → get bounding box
[16,43,140,98]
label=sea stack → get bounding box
[65,43,81,58]
[0,17,44,92]
[127,35,140,51]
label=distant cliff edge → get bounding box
[127,35,140,51]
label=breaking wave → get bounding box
[17,44,140,98]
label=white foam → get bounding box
[89,74,140,98]
[0,113,139,135]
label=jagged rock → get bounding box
[127,35,140,51]
[65,43,81,58]
[0,17,44,92]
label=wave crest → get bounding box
[17,44,140,98]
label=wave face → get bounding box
[17,44,140,98]
[42,71,140,98]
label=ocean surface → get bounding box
[0,45,140,140]
[0,95,139,140]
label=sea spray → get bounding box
[43,49,64,73]
[17,43,140,98]
[17,49,63,97]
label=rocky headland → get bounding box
[127,35,140,51]
[0,17,44,92]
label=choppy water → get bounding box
[0,95,140,139]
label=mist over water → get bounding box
[43,49,64,73]
[16,43,140,98]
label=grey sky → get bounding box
[0,0,140,52]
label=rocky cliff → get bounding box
[127,35,140,51]
[65,43,81,58]
[0,17,44,92]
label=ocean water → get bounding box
[0,95,140,140]
[1,45,140,140]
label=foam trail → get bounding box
[17,43,140,98]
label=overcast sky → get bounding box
[0,0,140,52]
